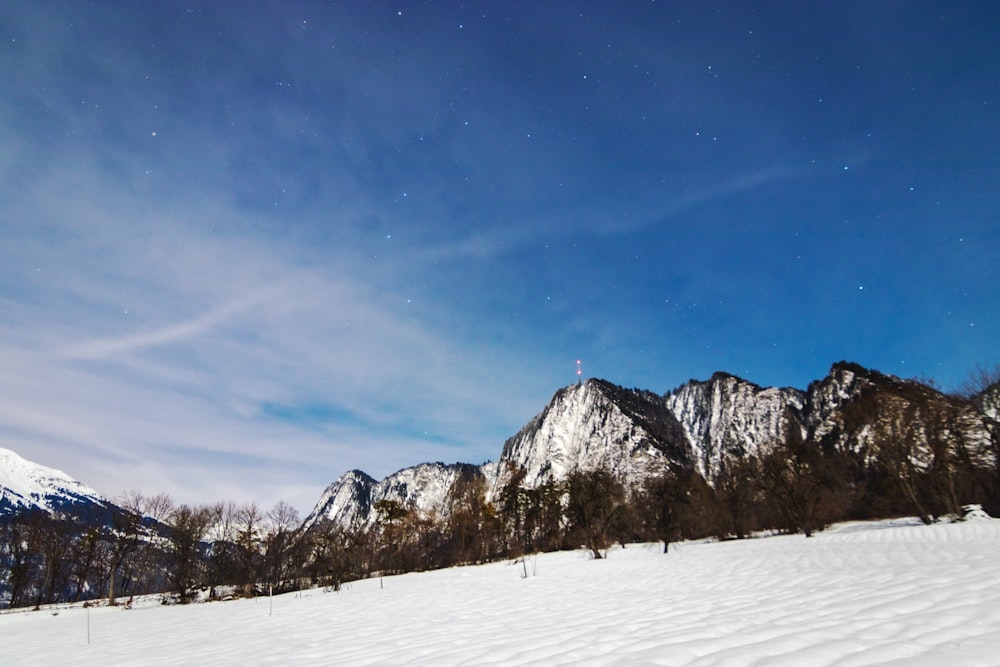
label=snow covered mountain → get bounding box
[496,379,692,491]
[5,361,992,535]
[302,462,491,532]
[663,372,805,480]
[305,379,698,530]
[0,447,110,516]
[306,362,998,532]
[801,362,995,467]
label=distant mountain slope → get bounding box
[302,462,489,532]
[0,447,110,516]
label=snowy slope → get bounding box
[4,518,999,666]
[0,447,107,515]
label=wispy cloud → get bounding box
[0,160,554,512]
[595,165,799,237]
[56,289,281,361]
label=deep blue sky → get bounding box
[2,1,998,513]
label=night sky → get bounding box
[2,2,998,513]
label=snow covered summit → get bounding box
[0,446,108,515]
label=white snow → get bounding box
[0,447,105,512]
[4,518,1000,665]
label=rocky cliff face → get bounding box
[301,462,489,532]
[289,363,1000,533]
[299,469,377,532]
[664,373,806,480]
[495,379,692,493]
[801,362,995,470]
[801,362,892,452]
[978,384,1000,423]
[304,379,696,530]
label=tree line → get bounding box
[0,494,304,610]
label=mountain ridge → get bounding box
[304,361,998,531]
[4,360,997,611]
[4,361,997,533]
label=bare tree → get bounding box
[714,456,760,539]
[262,500,302,591]
[130,492,174,596]
[32,512,78,608]
[69,525,102,603]
[4,510,50,608]
[204,501,241,597]
[956,363,1000,511]
[166,503,217,600]
[106,490,162,605]
[565,468,626,559]
[638,465,696,553]
[373,499,411,574]
[759,415,838,537]
[235,502,263,593]
[445,469,498,565]
[956,364,1000,405]
[306,521,367,591]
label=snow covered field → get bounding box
[4,518,1000,666]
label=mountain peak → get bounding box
[0,447,107,515]
[497,378,692,489]
[664,375,806,479]
[301,461,489,532]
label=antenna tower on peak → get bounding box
[576,359,582,385]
